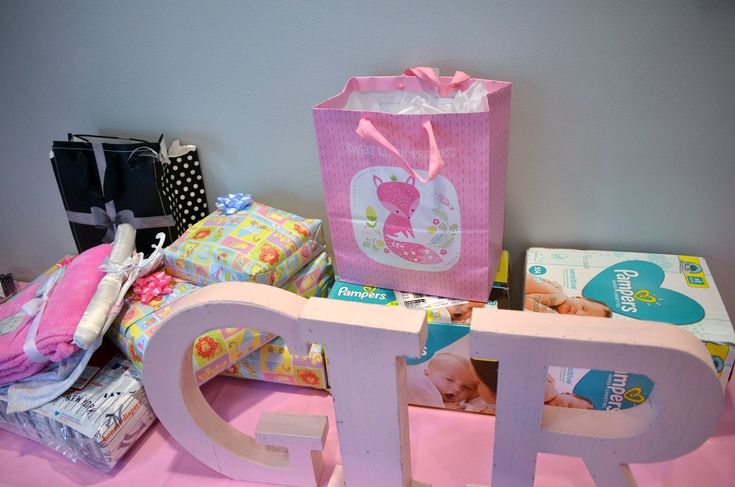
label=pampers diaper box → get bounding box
[328,251,510,415]
[524,248,735,405]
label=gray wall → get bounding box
[1,1,734,316]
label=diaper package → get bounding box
[524,248,735,389]
[0,346,156,472]
[328,251,511,414]
[163,201,324,287]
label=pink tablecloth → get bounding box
[1,377,733,487]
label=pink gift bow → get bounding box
[132,271,173,304]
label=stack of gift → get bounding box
[0,225,168,471]
[107,194,334,387]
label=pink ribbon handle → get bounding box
[356,118,445,183]
[403,67,472,97]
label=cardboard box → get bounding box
[524,248,735,399]
[328,251,510,414]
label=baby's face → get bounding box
[426,360,476,403]
[556,297,610,317]
[446,301,486,323]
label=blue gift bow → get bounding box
[216,193,252,215]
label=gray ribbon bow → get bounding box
[67,207,174,243]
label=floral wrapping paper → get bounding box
[281,251,334,299]
[223,337,328,390]
[107,252,334,386]
[162,202,324,287]
[222,253,333,390]
[106,277,275,385]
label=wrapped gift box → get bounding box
[0,345,156,471]
[108,252,334,385]
[220,252,334,390]
[163,202,324,287]
[223,338,328,390]
[107,276,275,384]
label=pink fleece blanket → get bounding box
[0,244,111,385]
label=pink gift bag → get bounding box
[313,68,511,301]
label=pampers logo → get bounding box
[612,269,658,314]
[583,260,705,325]
[605,372,647,411]
[573,369,654,410]
[336,286,388,301]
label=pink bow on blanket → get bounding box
[0,244,111,386]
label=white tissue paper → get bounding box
[343,80,489,114]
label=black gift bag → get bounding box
[50,134,205,254]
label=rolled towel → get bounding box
[74,224,136,348]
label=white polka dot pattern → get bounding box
[160,149,210,235]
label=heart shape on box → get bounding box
[623,387,647,404]
[633,289,656,303]
[582,260,705,325]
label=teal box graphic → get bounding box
[548,367,654,411]
[525,248,735,388]
[583,260,705,325]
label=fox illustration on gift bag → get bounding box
[373,175,442,265]
[349,165,461,273]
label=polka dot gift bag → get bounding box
[160,139,210,234]
[313,67,511,301]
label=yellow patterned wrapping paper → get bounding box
[223,338,328,390]
[282,252,334,298]
[108,252,334,386]
[162,202,324,287]
[106,277,276,385]
[222,252,334,390]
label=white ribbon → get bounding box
[21,267,66,363]
[73,229,167,349]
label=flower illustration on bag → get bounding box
[194,336,221,360]
[297,369,322,386]
[428,206,458,250]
